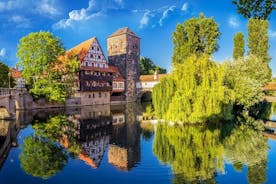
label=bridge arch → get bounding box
[139,91,152,102]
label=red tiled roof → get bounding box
[140,74,169,82]
[264,82,276,91]
[9,68,22,78]
[67,37,96,60]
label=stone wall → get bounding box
[75,91,110,106]
[107,32,140,102]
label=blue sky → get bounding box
[0,0,275,76]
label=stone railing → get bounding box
[0,88,26,97]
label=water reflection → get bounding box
[153,113,270,184]
[10,104,141,178]
[0,103,275,183]
[0,120,19,170]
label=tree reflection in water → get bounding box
[153,113,269,184]
[19,136,68,179]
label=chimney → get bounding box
[154,71,158,80]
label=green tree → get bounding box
[16,31,80,102]
[153,55,234,123]
[152,76,176,119]
[172,13,220,66]
[233,32,245,60]
[140,57,166,75]
[247,18,271,79]
[17,31,65,84]
[225,55,270,110]
[20,136,68,179]
[232,0,276,19]
[0,61,15,88]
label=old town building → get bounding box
[107,27,140,102]
[65,27,140,105]
[9,68,25,88]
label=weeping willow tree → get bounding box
[153,55,234,123]
[153,123,225,183]
[152,76,176,119]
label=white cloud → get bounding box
[229,16,240,28]
[181,3,188,11]
[0,48,6,57]
[159,5,176,26]
[139,10,153,29]
[0,0,23,11]
[269,29,276,38]
[10,15,30,28]
[114,0,123,5]
[53,0,103,29]
[37,0,60,16]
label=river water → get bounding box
[0,103,276,184]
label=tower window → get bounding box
[98,55,101,59]
[97,47,99,51]
[90,54,93,58]
[92,46,94,50]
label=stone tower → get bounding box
[107,27,140,102]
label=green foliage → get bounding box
[247,18,271,79]
[225,55,270,109]
[17,31,65,84]
[30,79,69,103]
[153,55,233,123]
[0,61,15,88]
[140,57,166,75]
[20,136,68,179]
[232,0,275,19]
[172,13,220,66]
[16,31,79,103]
[152,76,176,119]
[233,32,245,60]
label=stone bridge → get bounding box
[0,88,28,120]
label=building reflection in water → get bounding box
[1,103,142,173]
[108,104,141,171]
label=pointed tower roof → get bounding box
[108,27,139,38]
